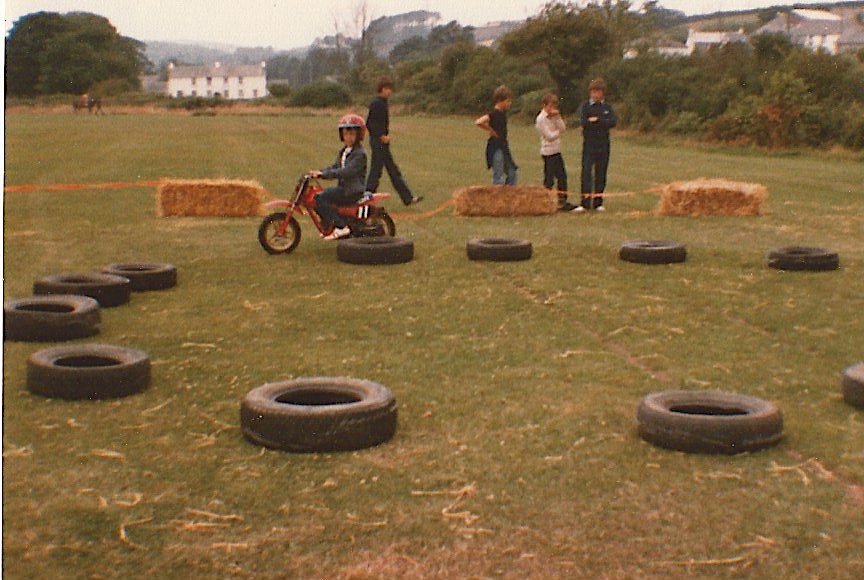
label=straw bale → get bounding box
[156,179,267,217]
[658,178,767,217]
[453,186,558,217]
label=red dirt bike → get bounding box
[258,175,396,254]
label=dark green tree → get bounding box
[5,11,148,96]
[499,2,614,109]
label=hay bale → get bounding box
[156,179,268,217]
[453,186,558,217]
[658,178,767,217]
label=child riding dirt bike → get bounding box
[309,114,370,240]
[257,114,396,255]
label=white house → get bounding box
[754,9,844,54]
[685,28,748,53]
[166,62,268,100]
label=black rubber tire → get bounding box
[768,246,839,271]
[240,377,397,452]
[33,272,131,307]
[356,211,396,237]
[620,240,687,265]
[842,363,864,409]
[637,390,783,455]
[337,236,414,265]
[27,344,151,400]
[466,238,533,262]
[102,263,177,291]
[4,295,101,342]
[258,213,302,255]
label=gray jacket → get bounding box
[320,145,367,194]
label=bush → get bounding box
[268,83,291,98]
[842,104,864,150]
[667,111,704,135]
[289,81,352,108]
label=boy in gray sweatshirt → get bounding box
[535,93,573,211]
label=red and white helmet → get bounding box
[338,113,366,141]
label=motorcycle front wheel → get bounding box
[258,213,301,254]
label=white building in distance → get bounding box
[166,62,268,99]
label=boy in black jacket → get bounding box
[310,114,368,240]
[365,78,422,206]
[575,78,617,212]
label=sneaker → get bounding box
[559,201,577,212]
[571,206,586,213]
[595,206,606,212]
[406,195,424,206]
[323,226,351,240]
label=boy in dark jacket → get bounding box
[365,77,422,206]
[310,114,368,240]
[575,78,617,212]
[475,85,518,185]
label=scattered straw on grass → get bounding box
[119,517,152,550]
[185,508,244,522]
[452,185,557,216]
[653,555,751,568]
[88,449,126,462]
[657,178,767,217]
[156,179,267,217]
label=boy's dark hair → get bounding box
[492,85,513,103]
[377,77,394,93]
[541,93,559,107]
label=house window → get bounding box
[176,90,184,97]
[206,77,212,86]
[191,90,197,96]
[253,89,258,98]
[238,90,244,98]
[224,77,229,84]
[207,90,212,97]
[224,90,229,98]
[238,76,244,85]
[191,78,196,85]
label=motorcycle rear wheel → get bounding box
[259,213,301,254]
[367,211,396,237]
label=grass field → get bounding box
[3,111,864,578]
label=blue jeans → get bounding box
[492,149,518,185]
[316,186,361,229]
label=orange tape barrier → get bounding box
[4,180,161,192]
[391,199,454,220]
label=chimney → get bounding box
[215,61,221,68]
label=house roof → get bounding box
[169,63,265,79]
[792,9,841,21]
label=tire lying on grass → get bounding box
[27,344,151,400]
[102,263,177,291]
[842,363,864,409]
[4,295,100,342]
[466,238,532,262]
[337,237,414,265]
[619,240,686,265]
[767,246,839,271]
[240,377,397,452]
[637,390,783,454]
[34,273,131,307]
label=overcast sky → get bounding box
[4,0,843,50]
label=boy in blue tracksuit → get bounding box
[575,78,617,212]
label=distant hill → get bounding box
[366,10,441,57]
[144,40,302,70]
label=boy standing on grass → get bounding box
[365,77,423,206]
[475,85,518,186]
[575,78,617,213]
[535,92,574,211]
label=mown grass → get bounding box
[3,111,863,578]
